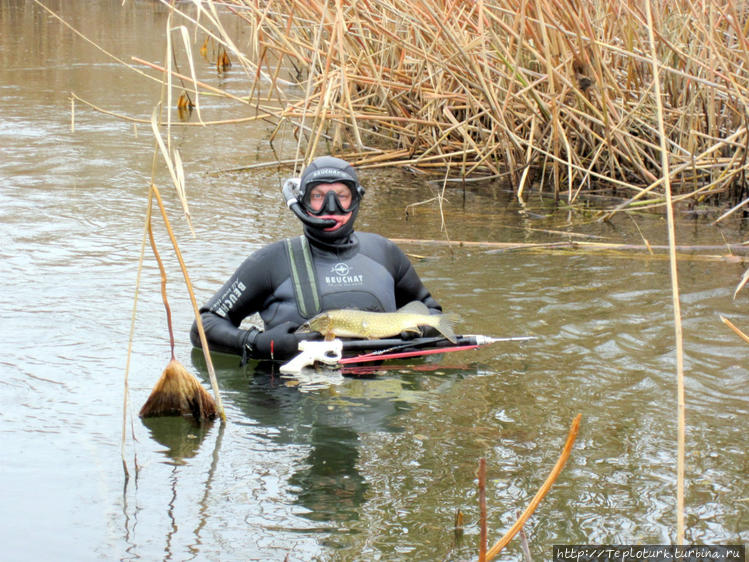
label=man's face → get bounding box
[306,182,355,231]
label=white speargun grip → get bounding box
[280,339,343,374]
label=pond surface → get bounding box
[1,1,747,560]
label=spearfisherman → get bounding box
[190,156,443,361]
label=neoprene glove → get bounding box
[249,321,320,360]
[399,328,422,340]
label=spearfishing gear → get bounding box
[278,334,536,373]
[339,335,536,363]
[282,178,337,229]
[298,156,365,202]
[304,188,355,216]
[282,156,366,240]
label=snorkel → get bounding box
[282,178,337,229]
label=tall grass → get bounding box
[166,0,748,214]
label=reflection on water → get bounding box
[141,416,215,465]
[1,1,747,560]
[198,357,454,530]
[289,425,368,523]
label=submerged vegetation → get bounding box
[163,0,749,217]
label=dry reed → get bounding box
[137,183,220,422]
[156,0,748,215]
[720,314,749,344]
[139,359,218,420]
[482,413,581,560]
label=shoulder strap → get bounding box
[285,235,322,318]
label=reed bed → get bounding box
[165,0,749,215]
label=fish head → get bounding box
[296,312,334,338]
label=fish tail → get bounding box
[433,314,458,344]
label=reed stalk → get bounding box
[478,457,488,562]
[150,183,225,421]
[720,315,749,344]
[645,0,686,543]
[485,413,581,560]
[734,268,749,298]
[120,184,155,479]
[389,236,749,257]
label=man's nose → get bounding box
[323,192,339,213]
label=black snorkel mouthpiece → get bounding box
[282,178,337,229]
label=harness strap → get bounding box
[285,235,322,318]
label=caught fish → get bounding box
[296,301,458,343]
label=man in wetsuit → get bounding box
[190,156,442,360]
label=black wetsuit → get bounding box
[190,231,441,356]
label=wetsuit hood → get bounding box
[299,156,363,197]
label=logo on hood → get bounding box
[306,168,355,183]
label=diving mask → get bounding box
[303,184,357,216]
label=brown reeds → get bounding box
[126,6,225,434]
[478,457,488,562]
[138,185,217,421]
[140,359,217,420]
[720,314,749,344]
[152,0,749,212]
[476,414,581,561]
[644,0,686,543]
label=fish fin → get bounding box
[444,312,461,324]
[397,301,431,314]
[434,314,458,344]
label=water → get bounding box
[1,1,747,560]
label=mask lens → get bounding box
[305,184,356,214]
[335,187,354,210]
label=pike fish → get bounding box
[296,301,458,343]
